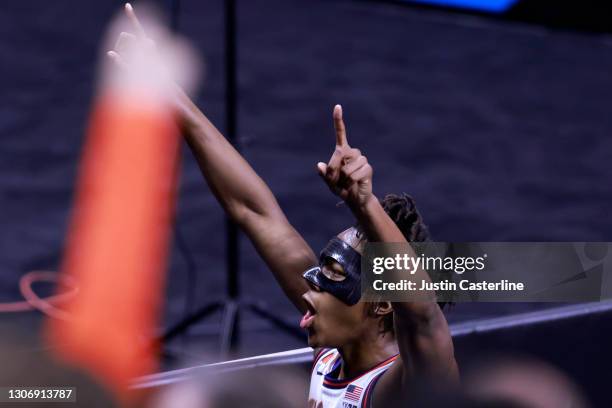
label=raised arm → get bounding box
[318,106,458,398]
[177,91,316,312]
[110,4,315,313]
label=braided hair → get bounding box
[380,193,430,243]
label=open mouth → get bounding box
[300,296,317,330]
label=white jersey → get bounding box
[308,348,398,408]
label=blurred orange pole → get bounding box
[46,91,180,404]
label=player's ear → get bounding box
[365,301,393,318]
[367,302,394,336]
[373,301,393,317]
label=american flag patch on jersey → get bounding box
[344,384,363,401]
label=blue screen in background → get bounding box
[408,0,518,13]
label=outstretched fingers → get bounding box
[125,3,148,39]
[325,105,352,181]
[107,50,128,70]
[114,31,137,54]
[333,104,348,148]
[318,104,362,196]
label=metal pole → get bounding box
[225,0,239,301]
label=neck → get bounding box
[337,331,398,379]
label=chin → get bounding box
[308,330,331,349]
[308,333,339,349]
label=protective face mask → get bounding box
[302,237,362,305]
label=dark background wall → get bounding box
[1,0,612,404]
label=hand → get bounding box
[106,2,193,101]
[106,3,202,126]
[107,4,160,72]
[317,105,374,209]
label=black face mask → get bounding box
[302,237,362,305]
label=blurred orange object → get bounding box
[47,91,179,404]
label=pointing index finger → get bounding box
[125,3,147,39]
[333,104,348,148]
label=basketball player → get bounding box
[110,5,459,406]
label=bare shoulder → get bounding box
[370,356,405,407]
[372,357,459,407]
[371,334,459,406]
